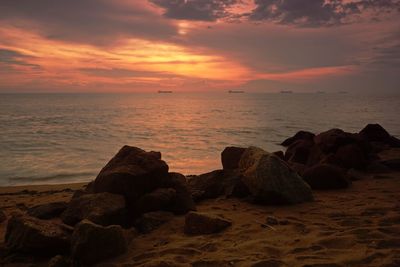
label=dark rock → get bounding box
[48,255,70,267]
[314,129,356,153]
[165,172,196,214]
[303,164,350,190]
[27,202,68,220]
[135,188,176,214]
[380,159,400,170]
[0,209,6,223]
[5,214,70,255]
[285,140,314,164]
[273,151,285,160]
[188,169,246,201]
[239,147,313,205]
[184,212,231,235]
[346,169,365,181]
[71,220,127,265]
[221,146,246,169]
[359,123,400,147]
[266,216,279,225]
[134,211,174,234]
[289,162,307,176]
[367,162,391,173]
[92,146,169,210]
[61,192,126,226]
[281,130,315,147]
[334,144,368,170]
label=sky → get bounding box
[0,0,399,93]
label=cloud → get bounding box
[0,0,177,46]
[79,67,177,78]
[150,0,238,21]
[249,0,400,27]
[0,48,41,70]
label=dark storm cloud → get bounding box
[0,49,40,69]
[150,0,238,21]
[249,0,400,27]
[0,0,177,46]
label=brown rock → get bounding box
[61,192,126,226]
[165,172,196,214]
[134,211,174,233]
[285,139,314,164]
[314,129,355,153]
[92,146,169,209]
[184,212,232,235]
[135,188,176,214]
[5,214,71,255]
[27,201,68,220]
[71,220,127,265]
[359,123,400,147]
[0,209,6,223]
[221,146,246,169]
[335,143,368,170]
[281,130,315,146]
[303,164,350,190]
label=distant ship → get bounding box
[228,90,244,93]
[280,90,293,94]
[158,90,173,93]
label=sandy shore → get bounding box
[1,172,399,266]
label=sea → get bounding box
[0,92,399,186]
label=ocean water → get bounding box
[0,92,399,186]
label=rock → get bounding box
[239,147,313,204]
[134,211,174,233]
[0,209,6,223]
[334,144,368,170]
[359,123,400,147]
[221,146,246,169]
[273,151,285,160]
[281,131,315,147]
[5,214,71,255]
[303,164,350,190]
[266,216,279,225]
[92,146,169,209]
[346,168,365,181]
[188,169,247,201]
[71,220,127,265]
[285,140,314,164]
[165,172,196,214]
[48,255,70,267]
[27,202,68,220]
[135,188,176,214]
[289,162,307,176]
[184,212,232,235]
[314,129,355,153]
[61,192,126,226]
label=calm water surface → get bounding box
[0,93,399,186]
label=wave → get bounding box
[7,171,96,185]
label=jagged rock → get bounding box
[221,146,246,169]
[61,192,126,226]
[165,172,196,214]
[188,169,247,201]
[314,129,355,153]
[27,202,68,220]
[71,220,127,265]
[5,214,71,255]
[334,143,368,170]
[0,209,6,223]
[135,188,176,214]
[134,211,174,233]
[281,131,315,147]
[303,164,350,190]
[239,147,313,204]
[184,212,232,235]
[92,146,169,209]
[285,140,314,164]
[359,124,400,147]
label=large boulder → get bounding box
[184,212,232,235]
[92,146,169,208]
[71,220,127,265]
[239,147,313,204]
[5,214,71,255]
[303,164,350,190]
[188,169,248,201]
[165,172,196,214]
[281,131,315,147]
[27,201,68,220]
[221,146,246,169]
[134,188,176,215]
[285,140,314,164]
[314,129,355,153]
[359,124,400,147]
[334,143,368,170]
[61,192,126,226]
